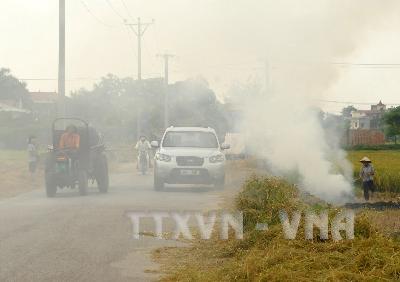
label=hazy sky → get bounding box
[1,0,400,113]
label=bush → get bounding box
[236,176,300,229]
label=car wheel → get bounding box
[154,171,164,191]
[45,172,57,197]
[78,171,88,196]
[95,155,109,193]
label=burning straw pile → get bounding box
[159,176,400,281]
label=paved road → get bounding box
[0,166,227,282]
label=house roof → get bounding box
[30,91,58,103]
[0,102,30,113]
[0,99,18,107]
[165,126,216,133]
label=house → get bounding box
[344,101,387,146]
[350,101,386,130]
[0,98,30,120]
[0,101,30,114]
[0,99,23,109]
[29,91,58,117]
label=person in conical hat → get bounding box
[360,157,371,163]
[359,156,375,201]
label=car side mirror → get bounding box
[151,141,159,148]
[221,143,230,150]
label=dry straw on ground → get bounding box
[157,176,400,281]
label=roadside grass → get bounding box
[157,176,400,281]
[0,149,26,162]
[348,150,400,194]
[0,150,44,198]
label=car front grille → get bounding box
[176,156,204,166]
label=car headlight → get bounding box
[209,154,224,163]
[155,153,171,162]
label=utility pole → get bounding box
[264,59,270,95]
[157,53,174,128]
[58,0,66,117]
[125,18,154,136]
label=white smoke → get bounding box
[243,90,353,204]
[233,0,398,204]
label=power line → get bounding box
[120,0,134,20]
[105,0,126,21]
[332,62,400,66]
[316,99,372,105]
[20,77,101,81]
[315,99,400,106]
[80,0,118,28]
[19,74,162,82]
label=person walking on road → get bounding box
[27,136,39,177]
[359,157,375,201]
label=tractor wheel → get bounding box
[96,155,109,193]
[45,154,57,197]
[45,172,57,197]
[78,171,88,196]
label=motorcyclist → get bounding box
[135,135,152,170]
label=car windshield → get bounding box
[162,131,218,148]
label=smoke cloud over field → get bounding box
[238,0,398,204]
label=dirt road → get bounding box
[0,164,240,282]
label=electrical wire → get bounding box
[332,62,400,66]
[105,0,126,21]
[20,77,101,82]
[315,99,400,106]
[80,0,118,28]
[120,0,134,20]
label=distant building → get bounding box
[0,98,30,119]
[343,101,387,146]
[350,101,386,130]
[30,91,58,118]
[0,99,23,109]
[0,101,30,114]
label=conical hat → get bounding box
[360,157,372,163]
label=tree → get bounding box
[383,106,400,144]
[341,105,357,119]
[0,68,31,108]
[69,74,228,142]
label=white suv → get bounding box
[151,126,230,191]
